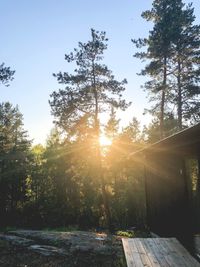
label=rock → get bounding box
[0,230,125,266]
[8,230,118,256]
[0,234,35,247]
[70,244,93,253]
[28,244,69,256]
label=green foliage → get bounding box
[3,24,192,231]
[134,0,200,139]
[49,29,132,230]
[50,28,130,136]
[143,113,179,143]
[105,107,120,139]
[121,117,141,143]
[116,229,150,238]
[0,102,31,227]
[0,63,15,86]
[116,230,135,238]
[1,2,200,239]
[0,109,147,230]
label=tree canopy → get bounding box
[133,0,200,138]
[50,28,130,139]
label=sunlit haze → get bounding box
[99,135,112,147]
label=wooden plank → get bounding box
[146,238,170,267]
[153,238,178,267]
[168,238,200,267]
[142,239,161,267]
[161,238,186,267]
[128,239,144,267]
[134,239,153,267]
[122,238,136,267]
[164,238,188,265]
[122,238,200,267]
[155,238,200,267]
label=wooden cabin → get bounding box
[132,123,200,249]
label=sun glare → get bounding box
[99,135,112,147]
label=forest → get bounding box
[0,0,200,233]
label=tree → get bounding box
[104,117,145,228]
[143,113,179,143]
[133,0,200,137]
[170,2,200,128]
[105,106,120,139]
[0,63,15,86]
[50,28,130,229]
[0,102,31,226]
[29,144,46,201]
[121,117,141,143]
[133,0,175,138]
[41,128,100,228]
[50,28,129,136]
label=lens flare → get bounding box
[99,135,112,146]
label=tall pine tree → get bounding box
[50,28,130,229]
[170,1,200,128]
[133,0,200,137]
[133,0,175,138]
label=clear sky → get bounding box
[1,0,200,144]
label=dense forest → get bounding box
[0,0,200,231]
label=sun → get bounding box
[99,135,112,147]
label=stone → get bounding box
[28,244,69,256]
[8,230,118,256]
[0,234,35,247]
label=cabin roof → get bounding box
[131,123,200,157]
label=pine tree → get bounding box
[143,113,179,143]
[50,29,130,229]
[0,102,31,226]
[105,107,120,139]
[133,0,175,138]
[170,2,200,128]
[50,29,129,137]
[121,117,141,143]
[133,0,200,137]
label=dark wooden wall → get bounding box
[144,151,193,247]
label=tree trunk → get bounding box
[92,59,112,231]
[160,57,167,139]
[197,157,200,193]
[177,57,182,130]
[95,123,112,230]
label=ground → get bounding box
[0,230,126,267]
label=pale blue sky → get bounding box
[1,0,200,144]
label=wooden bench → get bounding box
[122,237,200,267]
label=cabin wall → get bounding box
[185,157,200,233]
[144,151,192,242]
